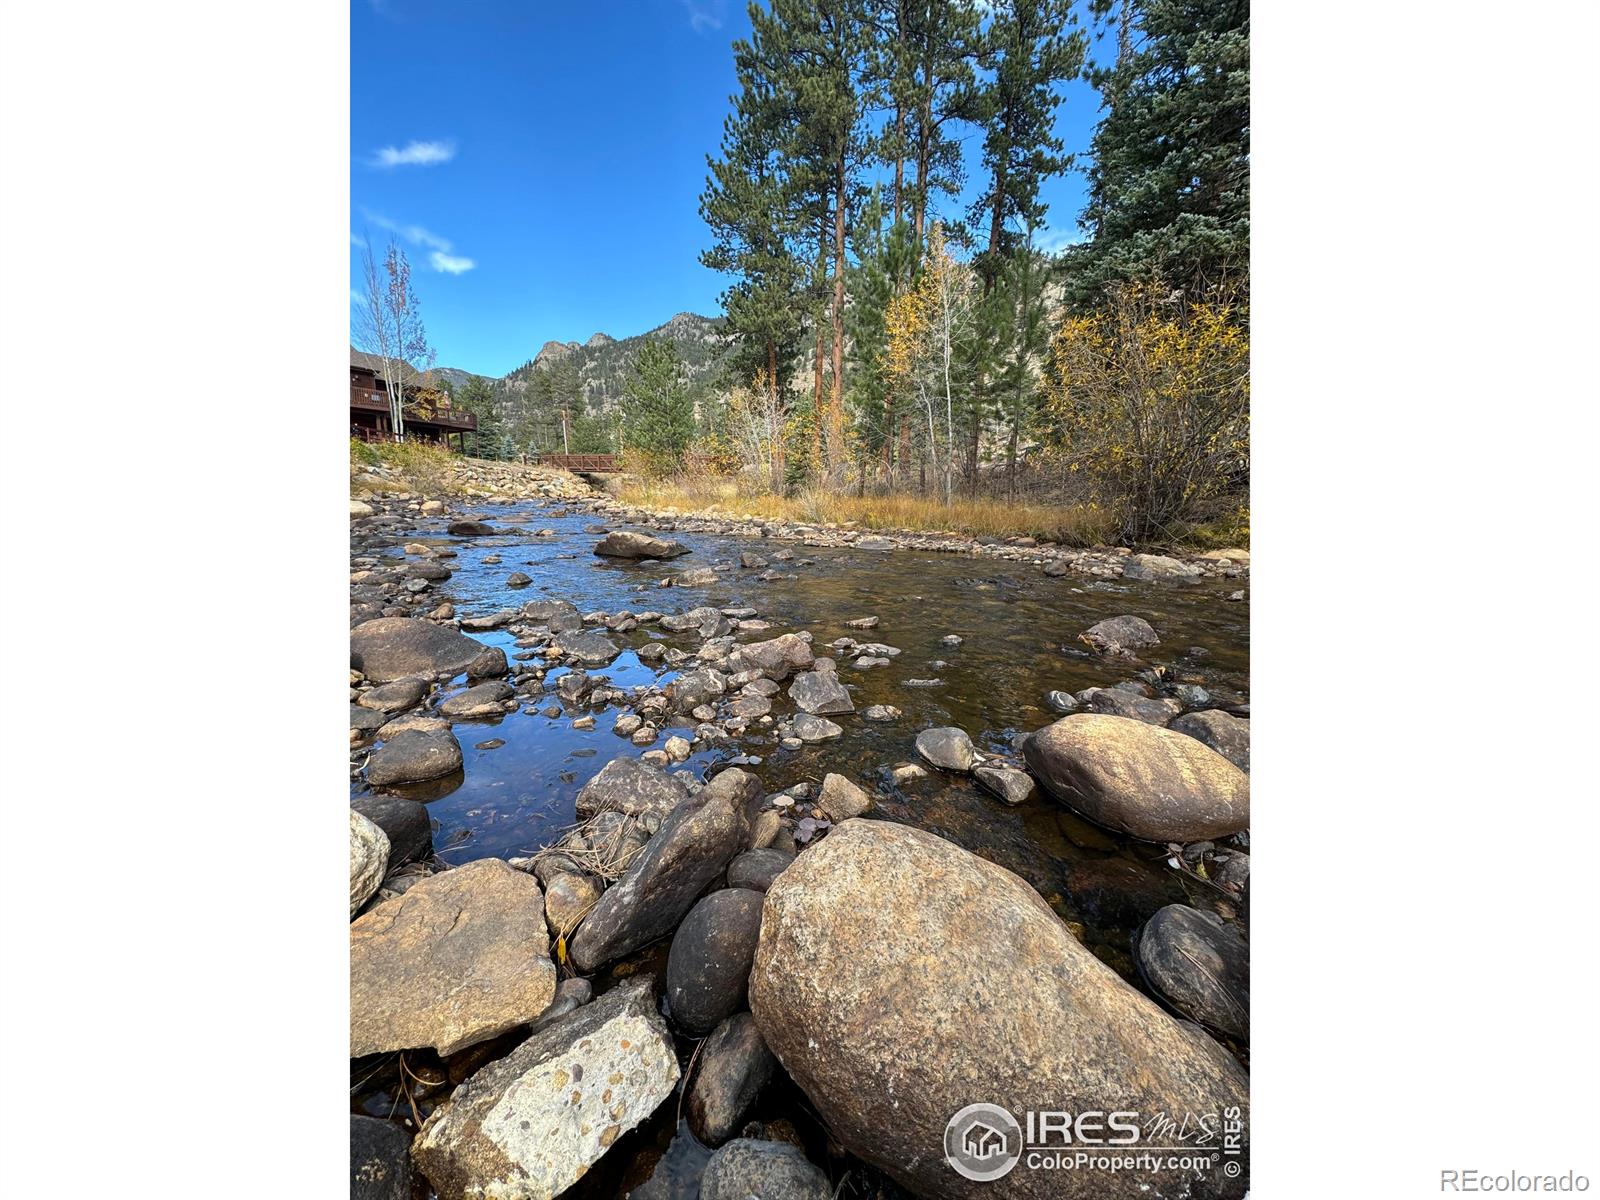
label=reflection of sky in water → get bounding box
[353,501,1248,949]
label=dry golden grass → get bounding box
[616,475,1120,546]
[349,439,460,495]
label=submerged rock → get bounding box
[350,810,389,917]
[350,617,491,683]
[1137,904,1250,1041]
[594,530,691,559]
[749,820,1249,1200]
[687,1014,780,1148]
[666,888,765,1036]
[1024,713,1249,841]
[410,978,678,1200]
[350,859,556,1057]
[568,768,757,972]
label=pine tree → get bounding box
[1069,0,1249,303]
[621,336,695,468]
[963,0,1085,484]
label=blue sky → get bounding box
[351,0,1107,377]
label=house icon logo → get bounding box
[944,1103,1022,1182]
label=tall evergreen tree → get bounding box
[1070,0,1249,303]
[962,0,1085,482]
[621,336,695,465]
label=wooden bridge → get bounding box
[532,453,620,473]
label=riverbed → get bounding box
[349,493,1251,1196]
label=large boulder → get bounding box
[686,1012,778,1148]
[351,795,432,872]
[350,618,491,683]
[750,820,1249,1200]
[666,888,765,1036]
[574,756,690,823]
[1023,714,1249,842]
[1170,709,1251,773]
[727,633,814,681]
[1136,904,1250,1041]
[1123,553,1202,583]
[788,670,854,715]
[699,1139,832,1200]
[1080,614,1160,655]
[411,978,678,1200]
[350,810,390,917]
[350,859,556,1057]
[915,726,976,772]
[567,768,757,973]
[447,520,497,536]
[351,1115,411,1200]
[366,728,464,787]
[358,677,429,714]
[594,530,691,559]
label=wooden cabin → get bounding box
[350,349,476,450]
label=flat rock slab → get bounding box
[1024,713,1249,842]
[788,713,842,742]
[574,757,690,824]
[594,530,691,559]
[411,978,678,1200]
[439,680,515,719]
[350,859,556,1057]
[351,618,490,683]
[550,630,621,665]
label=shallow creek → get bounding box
[350,498,1249,1196]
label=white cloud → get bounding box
[350,288,365,306]
[681,0,723,33]
[429,252,475,275]
[1035,226,1089,254]
[370,139,456,168]
[357,210,476,274]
